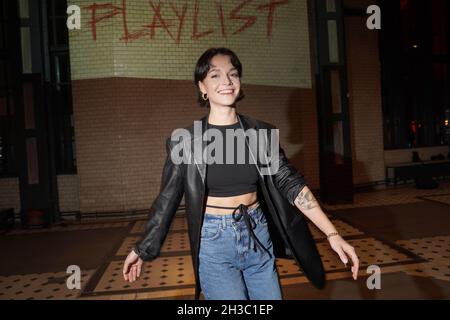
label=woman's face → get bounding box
[198,54,241,109]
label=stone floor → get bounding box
[1,181,449,300]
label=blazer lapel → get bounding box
[237,113,267,179]
[193,112,265,185]
[193,114,208,184]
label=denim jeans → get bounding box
[198,205,283,300]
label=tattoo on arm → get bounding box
[294,186,319,211]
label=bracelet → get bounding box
[326,232,340,239]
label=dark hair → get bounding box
[194,47,245,108]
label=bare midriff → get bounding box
[205,191,259,215]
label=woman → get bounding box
[123,47,359,300]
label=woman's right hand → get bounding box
[123,249,143,282]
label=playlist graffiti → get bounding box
[66,0,291,44]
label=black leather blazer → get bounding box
[134,112,325,299]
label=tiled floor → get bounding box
[1,181,449,300]
[396,236,450,282]
[321,180,450,210]
[5,221,130,235]
[93,256,195,295]
[420,194,450,206]
[0,270,95,300]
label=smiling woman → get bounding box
[194,47,245,109]
[122,47,359,300]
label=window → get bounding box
[46,0,76,173]
[0,1,17,176]
[380,0,450,149]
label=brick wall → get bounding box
[68,0,312,88]
[57,175,80,213]
[68,0,387,214]
[0,176,79,214]
[72,77,317,213]
[0,178,20,213]
[67,0,320,214]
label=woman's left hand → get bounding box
[328,235,359,280]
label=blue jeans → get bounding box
[198,205,283,300]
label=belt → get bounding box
[205,200,272,257]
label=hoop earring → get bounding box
[202,93,208,101]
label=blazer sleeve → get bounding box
[270,128,307,206]
[134,136,185,261]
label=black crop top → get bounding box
[205,121,259,197]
